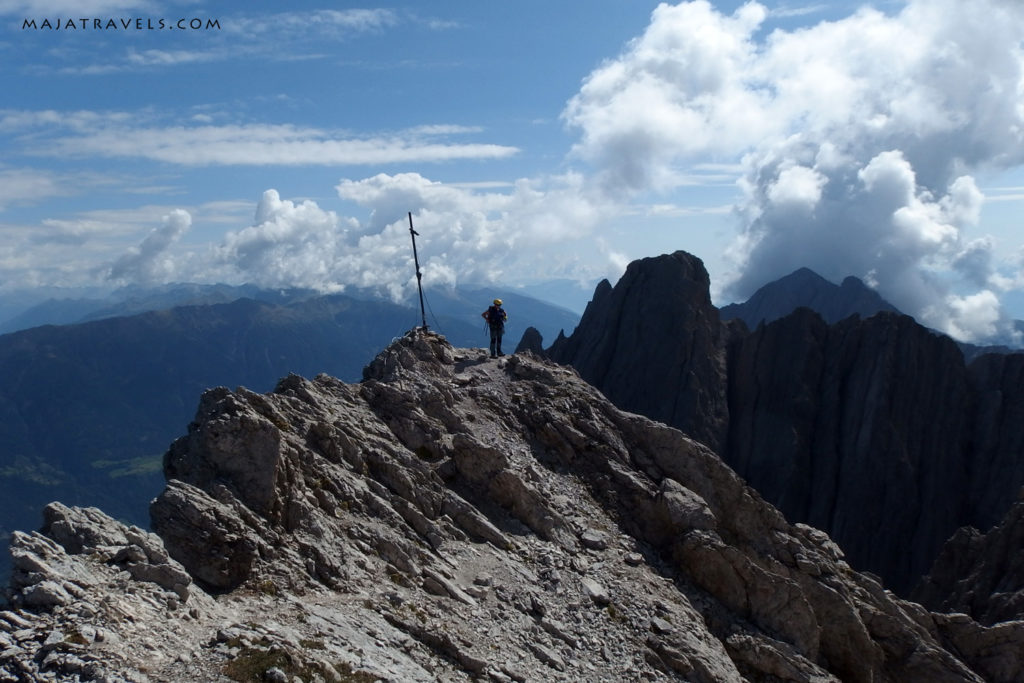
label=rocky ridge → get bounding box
[545,250,1024,598]
[4,330,1024,681]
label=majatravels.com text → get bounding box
[22,17,221,31]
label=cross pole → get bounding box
[408,212,428,331]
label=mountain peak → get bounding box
[5,329,1018,680]
[720,267,898,328]
[549,250,729,451]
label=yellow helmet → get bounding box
[493,298,502,305]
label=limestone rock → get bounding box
[2,330,1019,682]
[150,479,263,590]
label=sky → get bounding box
[2,0,1024,343]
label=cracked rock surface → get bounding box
[4,330,1023,682]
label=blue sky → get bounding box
[2,0,1024,343]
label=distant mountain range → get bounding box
[719,266,1023,359]
[0,279,593,335]
[718,267,900,327]
[0,283,302,334]
[0,285,578,580]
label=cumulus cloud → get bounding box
[564,0,1024,344]
[564,0,772,194]
[107,209,191,284]
[926,290,1015,345]
[215,191,344,291]
[213,174,612,299]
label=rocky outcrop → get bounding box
[514,325,545,356]
[914,493,1024,626]
[2,503,207,681]
[546,251,1024,604]
[0,285,579,588]
[548,251,734,452]
[5,330,1023,681]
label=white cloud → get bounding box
[1,109,519,166]
[564,0,1024,343]
[0,168,63,210]
[207,174,612,297]
[126,49,225,68]
[564,1,773,193]
[106,209,191,284]
[0,163,182,212]
[216,190,343,291]
[766,164,826,208]
[922,289,1019,344]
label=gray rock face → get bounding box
[727,308,973,593]
[914,495,1024,625]
[4,331,1022,681]
[965,353,1024,527]
[727,308,1024,596]
[548,251,733,452]
[2,503,208,682]
[549,250,1024,604]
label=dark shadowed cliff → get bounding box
[727,308,973,592]
[547,252,735,453]
[546,251,1024,597]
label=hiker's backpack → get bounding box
[486,306,505,325]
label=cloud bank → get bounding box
[8,0,1024,347]
[210,174,611,299]
[0,110,519,167]
[564,0,1024,343]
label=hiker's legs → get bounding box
[489,327,498,357]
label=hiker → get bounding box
[482,298,508,358]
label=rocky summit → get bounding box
[4,331,1024,682]
[544,251,1024,599]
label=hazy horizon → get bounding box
[4,0,1024,344]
